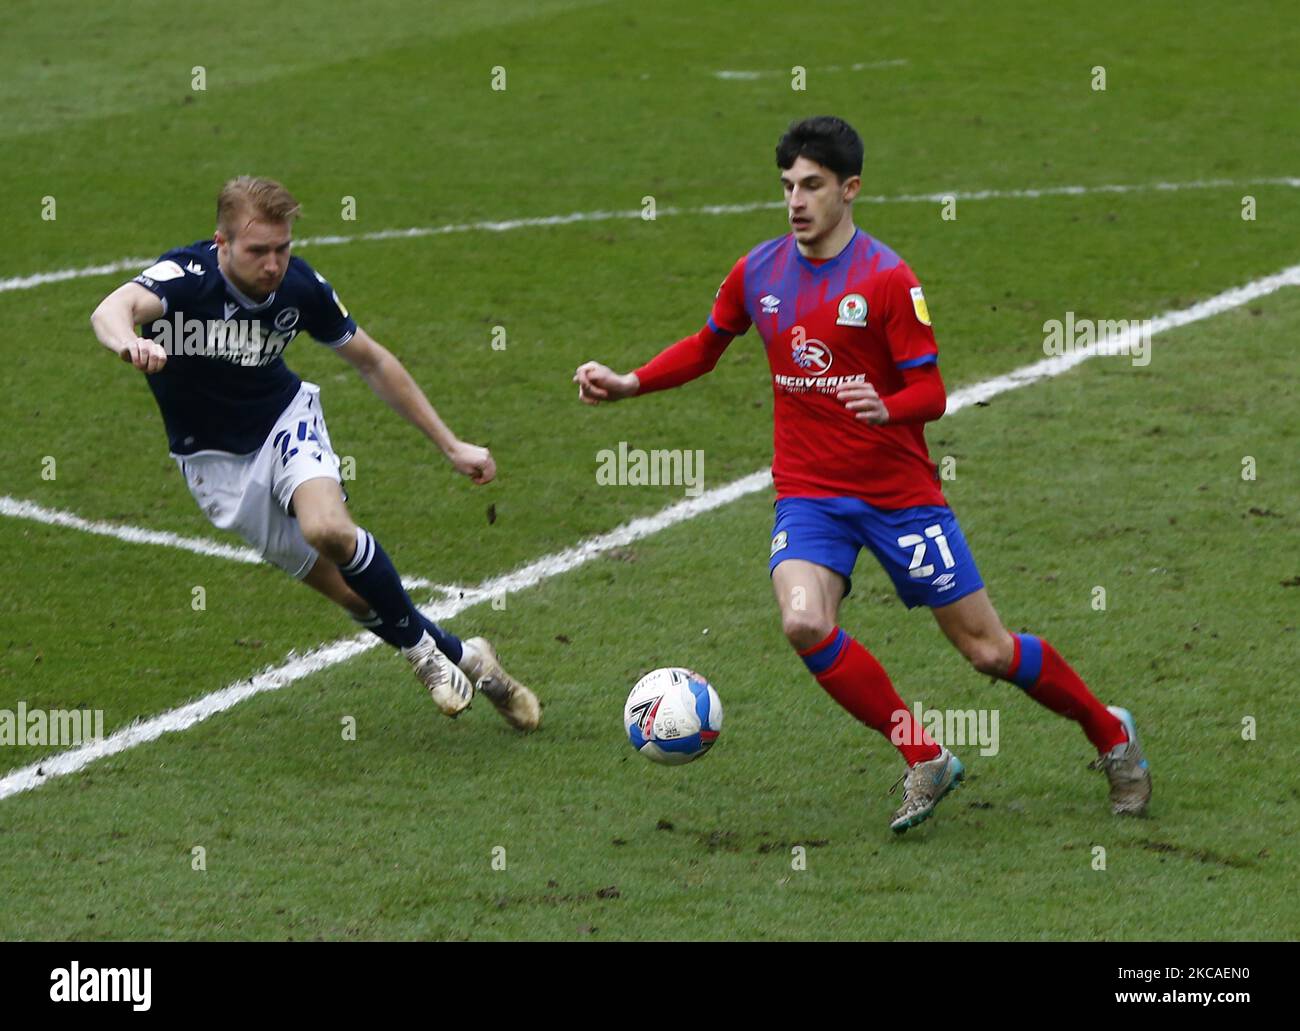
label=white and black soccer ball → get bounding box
[623,667,723,765]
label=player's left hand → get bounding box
[447,440,496,484]
[836,381,890,424]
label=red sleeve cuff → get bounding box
[881,362,947,424]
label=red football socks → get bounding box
[1007,633,1127,753]
[799,627,941,766]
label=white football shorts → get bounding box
[175,381,343,578]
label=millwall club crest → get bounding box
[836,292,868,327]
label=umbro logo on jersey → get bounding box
[760,293,781,315]
[836,292,868,327]
[931,573,957,591]
[184,261,206,275]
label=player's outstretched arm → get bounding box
[573,323,735,405]
[336,327,495,485]
[90,282,167,373]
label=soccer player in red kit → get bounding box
[574,116,1151,832]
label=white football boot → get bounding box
[1089,706,1152,815]
[402,630,474,717]
[459,637,542,732]
[889,747,965,834]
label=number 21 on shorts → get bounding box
[897,524,955,580]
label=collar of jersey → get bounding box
[218,268,277,312]
[793,226,860,275]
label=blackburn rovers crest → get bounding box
[836,292,868,327]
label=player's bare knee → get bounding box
[301,520,357,565]
[781,611,833,652]
[965,638,1012,677]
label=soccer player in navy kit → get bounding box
[575,117,1150,831]
[90,176,540,731]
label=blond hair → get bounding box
[216,176,302,238]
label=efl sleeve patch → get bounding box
[909,285,932,326]
[306,269,358,345]
[138,260,186,283]
[132,254,201,312]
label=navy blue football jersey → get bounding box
[131,240,357,455]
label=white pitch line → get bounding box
[0,495,263,564]
[3,259,1299,802]
[714,59,910,79]
[945,261,1300,410]
[0,470,772,802]
[0,495,455,595]
[3,177,1297,295]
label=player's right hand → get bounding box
[574,361,636,405]
[446,440,496,485]
[119,338,168,374]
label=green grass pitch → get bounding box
[0,0,1296,940]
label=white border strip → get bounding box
[3,260,1298,801]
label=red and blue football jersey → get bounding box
[710,228,946,510]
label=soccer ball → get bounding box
[623,667,723,765]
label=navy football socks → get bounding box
[339,526,463,662]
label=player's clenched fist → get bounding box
[836,381,890,424]
[573,361,639,405]
[118,338,168,374]
[447,440,496,484]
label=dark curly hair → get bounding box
[775,116,864,182]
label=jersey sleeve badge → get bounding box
[313,270,350,318]
[909,285,932,326]
[135,259,186,287]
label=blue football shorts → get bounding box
[768,495,984,609]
